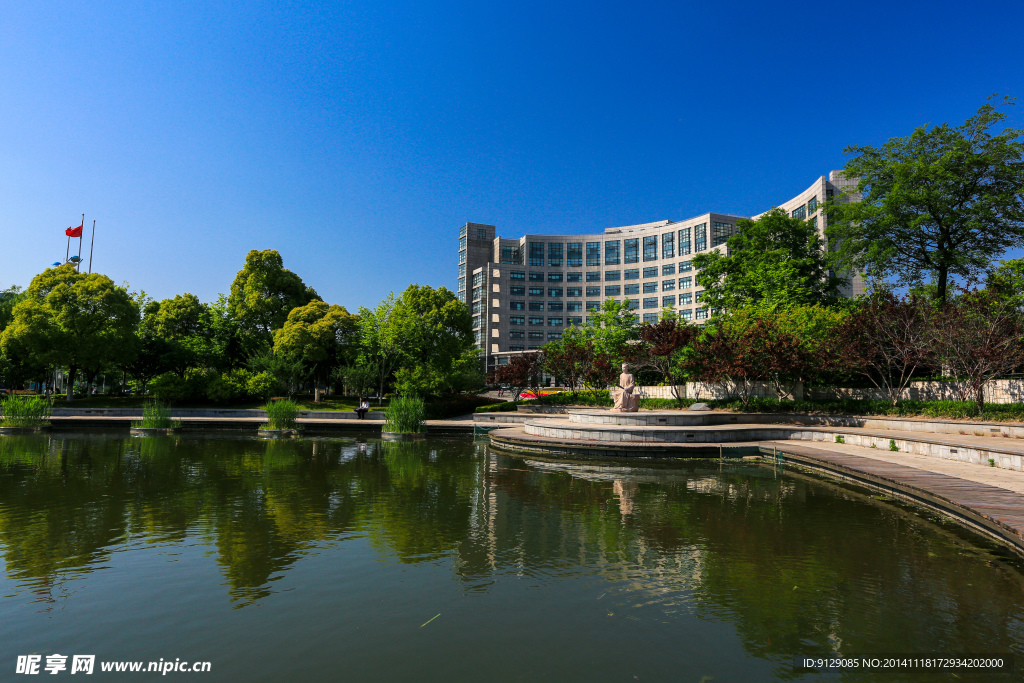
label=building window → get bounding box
[808,196,818,213]
[510,301,525,311]
[510,315,525,325]
[528,330,544,340]
[695,290,704,302]
[662,279,675,291]
[679,260,692,273]
[510,271,525,280]
[678,227,691,256]
[695,308,708,320]
[548,287,563,297]
[643,236,657,261]
[500,246,521,264]
[605,240,621,265]
[509,330,524,339]
[548,242,563,267]
[624,268,639,280]
[473,271,485,287]
[624,283,639,295]
[586,272,601,282]
[548,317,563,327]
[586,242,601,266]
[792,205,806,220]
[547,332,562,340]
[679,276,692,289]
[457,277,465,293]
[661,264,675,276]
[810,216,818,229]
[624,238,639,263]
[662,232,675,259]
[643,297,658,309]
[643,313,659,324]
[529,242,545,266]
[510,285,526,296]
[566,272,582,282]
[662,295,676,308]
[529,302,544,311]
[643,267,658,278]
[529,286,544,296]
[567,302,582,312]
[694,223,707,252]
[643,282,657,293]
[566,287,582,297]
[585,301,601,311]
[680,292,692,305]
[459,235,467,251]
[625,298,638,310]
[586,286,601,297]
[472,300,484,314]
[472,286,483,301]
[567,242,583,267]
[476,228,487,239]
[459,250,466,265]
[509,345,524,351]
[474,329,483,345]
[529,272,544,282]
[529,316,544,326]
[605,270,621,281]
[567,316,583,325]
[605,286,621,296]
[460,225,467,238]
[547,272,563,282]
[528,346,540,350]
[548,302,563,311]
[680,309,692,321]
[712,222,734,247]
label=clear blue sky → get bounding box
[2,0,1023,310]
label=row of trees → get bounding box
[0,250,481,403]
[494,282,1024,412]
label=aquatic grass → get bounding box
[134,401,181,429]
[0,394,51,427]
[264,399,300,430]
[384,396,425,433]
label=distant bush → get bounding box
[264,399,299,430]
[384,396,425,433]
[134,402,179,429]
[424,394,503,419]
[0,394,51,427]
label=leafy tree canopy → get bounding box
[826,96,1024,303]
[273,299,359,401]
[1,265,139,400]
[391,284,478,395]
[228,249,319,341]
[693,208,841,313]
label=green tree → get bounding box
[272,300,359,402]
[228,250,319,342]
[357,294,403,403]
[582,298,640,363]
[826,96,1024,303]
[0,265,139,401]
[692,208,841,313]
[140,294,217,377]
[391,284,477,396]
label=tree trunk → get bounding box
[936,266,949,304]
[66,365,77,402]
[976,383,985,414]
[314,377,322,403]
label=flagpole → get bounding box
[65,236,70,264]
[88,220,96,273]
[77,214,84,271]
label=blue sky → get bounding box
[2,0,1023,310]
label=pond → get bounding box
[1,433,1023,680]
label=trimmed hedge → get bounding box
[475,390,695,413]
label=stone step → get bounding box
[566,409,744,426]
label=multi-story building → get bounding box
[457,171,862,372]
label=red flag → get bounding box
[66,223,83,237]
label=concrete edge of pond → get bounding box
[130,427,182,436]
[0,425,51,435]
[763,442,1024,559]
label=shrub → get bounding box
[134,402,180,429]
[264,399,299,430]
[0,393,51,427]
[384,396,425,433]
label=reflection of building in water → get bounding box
[612,479,637,516]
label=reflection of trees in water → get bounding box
[2,434,1024,661]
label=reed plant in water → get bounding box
[264,399,299,430]
[383,396,425,433]
[134,401,180,429]
[0,394,52,427]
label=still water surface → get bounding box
[1,433,1023,681]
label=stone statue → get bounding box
[612,363,640,412]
